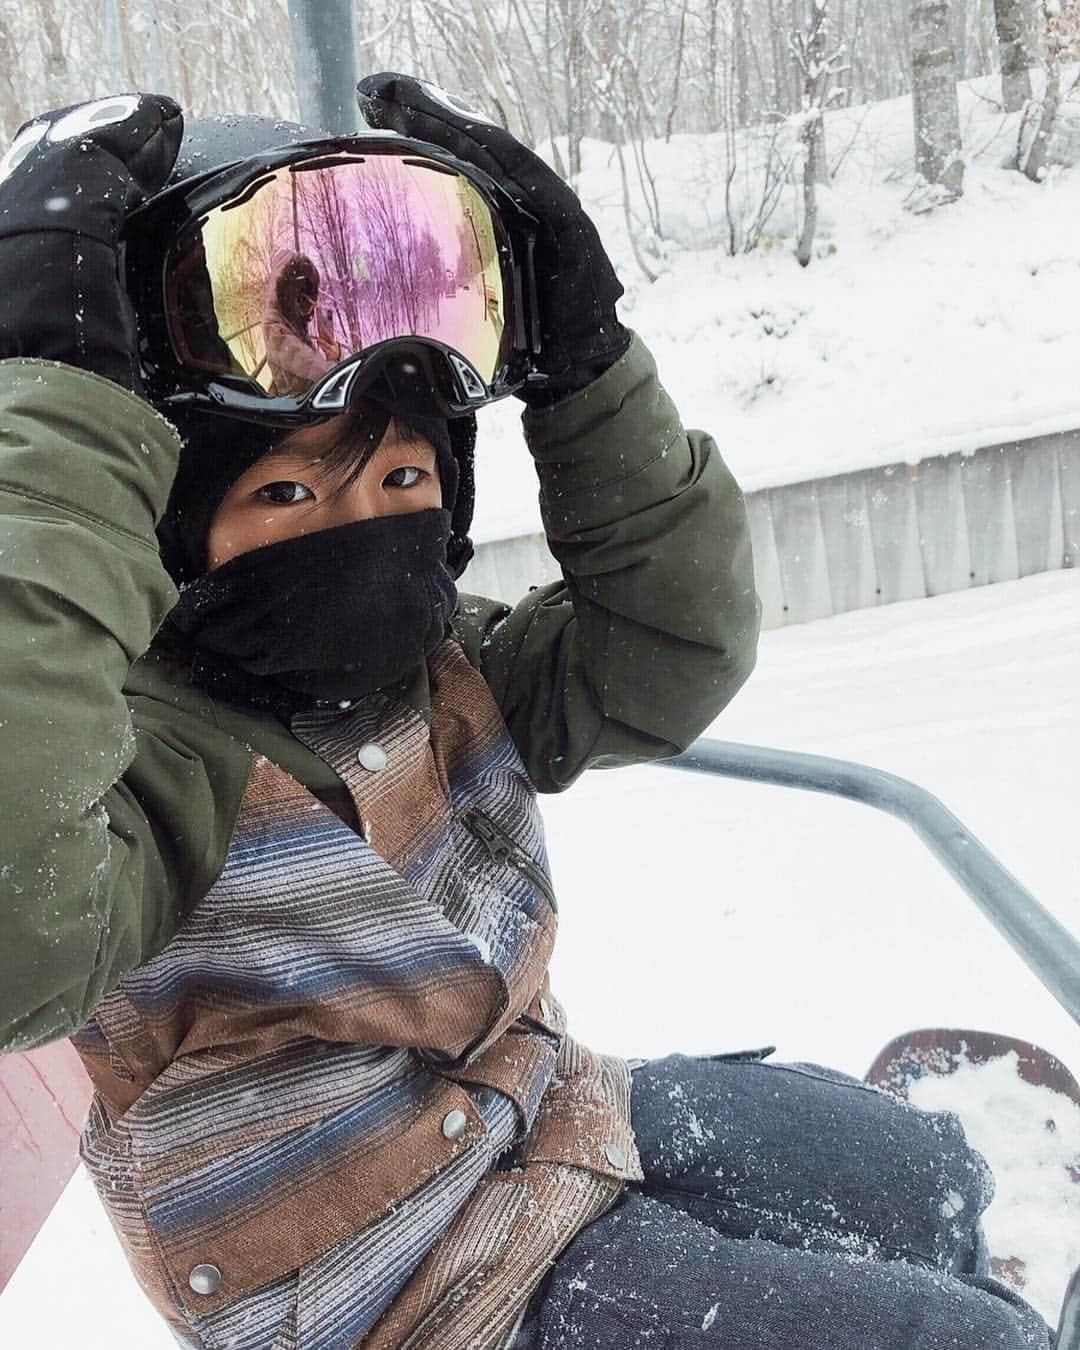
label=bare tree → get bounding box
[37,0,69,106]
[793,0,847,266]
[1022,0,1080,181]
[910,0,965,203]
[0,9,22,134]
[994,0,1035,109]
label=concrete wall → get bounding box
[461,428,1080,629]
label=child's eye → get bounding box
[383,465,423,489]
[256,481,314,505]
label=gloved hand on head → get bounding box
[0,93,183,391]
[357,73,631,406]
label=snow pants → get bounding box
[513,1052,1052,1349]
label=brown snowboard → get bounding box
[865,1027,1079,1310]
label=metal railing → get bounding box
[661,739,1080,1028]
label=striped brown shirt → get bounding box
[73,640,639,1348]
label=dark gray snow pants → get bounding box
[514,1053,1051,1349]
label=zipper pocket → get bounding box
[462,808,559,914]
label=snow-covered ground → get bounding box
[2,568,1077,1343]
[474,76,1080,542]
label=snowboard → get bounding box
[865,1028,1079,1347]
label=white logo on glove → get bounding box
[417,81,498,128]
[46,94,143,144]
[0,122,48,186]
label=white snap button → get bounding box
[441,1108,468,1141]
[356,742,387,772]
[603,1142,627,1171]
[188,1263,222,1295]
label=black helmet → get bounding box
[154,115,477,584]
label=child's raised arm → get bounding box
[356,76,760,790]
[0,98,245,1050]
[460,337,759,791]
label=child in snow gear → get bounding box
[0,84,1053,1349]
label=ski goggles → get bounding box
[125,135,543,422]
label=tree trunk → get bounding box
[767,0,791,110]
[0,13,23,142]
[733,0,752,126]
[797,126,820,266]
[705,0,722,130]
[910,0,965,198]
[561,0,585,176]
[1022,0,1080,182]
[38,0,68,106]
[115,0,138,90]
[142,0,169,95]
[797,0,831,264]
[994,0,1034,110]
[593,0,620,142]
[469,0,529,143]
[666,0,690,139]
[809,3,831,185]
[1023,53,1060,181]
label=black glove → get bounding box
[0,93,183,391]
[357,74,631,405]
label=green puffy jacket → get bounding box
[0,334,759,1052]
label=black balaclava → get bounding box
[157,402,475,586]
[155,403,477,714]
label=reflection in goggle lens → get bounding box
[166,154,508,402]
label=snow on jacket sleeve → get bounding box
[0,360,248,1051]
[454,333,760,793]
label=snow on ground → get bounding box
[2,569,1077,1344]
[473,75,1080,542]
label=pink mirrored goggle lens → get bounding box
[165,153,509,400]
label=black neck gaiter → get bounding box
[166,508,458,706]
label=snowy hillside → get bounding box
[474,74,1080,541]
[2,568,1077,1344]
